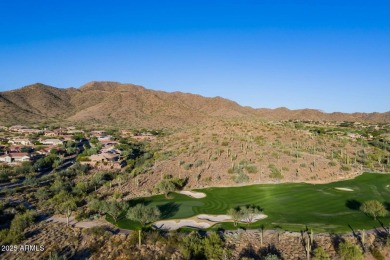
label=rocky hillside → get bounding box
[0,81,388,127]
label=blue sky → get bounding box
[0,0,389,113]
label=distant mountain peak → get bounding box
[80,81,144,92]
[0,81,389,127]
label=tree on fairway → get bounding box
[240,205,262,224]
[126,204,161,247]
[106,201,125,223]
[360,200,387,220]
[155,179,176,198]
[227,208,242,226]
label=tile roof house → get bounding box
[40,139,64,146]
[0,152,31,163]
[9,139,32,146]
[81,152,123,170]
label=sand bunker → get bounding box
[197,214,232,222]
[335,187,354,191]
[153,213,267,230]
[154,219,212,230]
[178,190,206,198]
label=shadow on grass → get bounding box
[127,198,151,207]
[345,199,361,210]
[383,202,390,212]
[158,202,180,219]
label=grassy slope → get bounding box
[111,173,390,233]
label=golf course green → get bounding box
[109,173,390,233]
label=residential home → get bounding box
[0,152,30,163]
[19,128,43,134]
[89,152,119,163]
[40,139,64,146]
[44,130,59,137]
[98,135,113,142]
[36,147,52,155]
[7,146,22,153]
[90,130,108,137]
[9,139,32,146]
[66,129,84,134]
[9,125,28,132]
[120,129,134,136]
[81,152,123,170]
[59,135,73,141]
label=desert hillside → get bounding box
[0,81,388,127]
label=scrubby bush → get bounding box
[338,241,362,260]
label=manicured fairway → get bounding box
[111,173,390,233]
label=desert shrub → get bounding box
[340,164,351,171]
[194,160,204,168]
[312,247,330,260]
[180,233,203,259]
[203,232,224,259]
[269,165,283,179]
[370,246,385,260]
[179,232,225,259]
[328,160,337,166]
[338,241,363,260]
[84,226,111,238]
[234,173,249,183]
[246,164,258,174]
[264,254,281,260]
[183,163,193,170]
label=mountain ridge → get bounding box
[0,82,388,127]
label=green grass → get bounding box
[108,173,390,233]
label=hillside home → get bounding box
[7,146,22,153]
[98,135,113,142]
[82,152,123,170]
[0,152,30,163]
[40,139,63,146]
[9,125,28,132]
[44,130,59,137]
[120,129,134,136]
[67,129,84,134]
[9,139,32,146]
[90,130,107,137]
[89,152,119,163]
[19,128,43,134]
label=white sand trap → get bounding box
[197,214,232,222]
[335,187,354,191]
[153,213,268,230]
[154,219,211,230]
[178,190,206,198]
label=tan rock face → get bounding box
[1,81,389,126]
